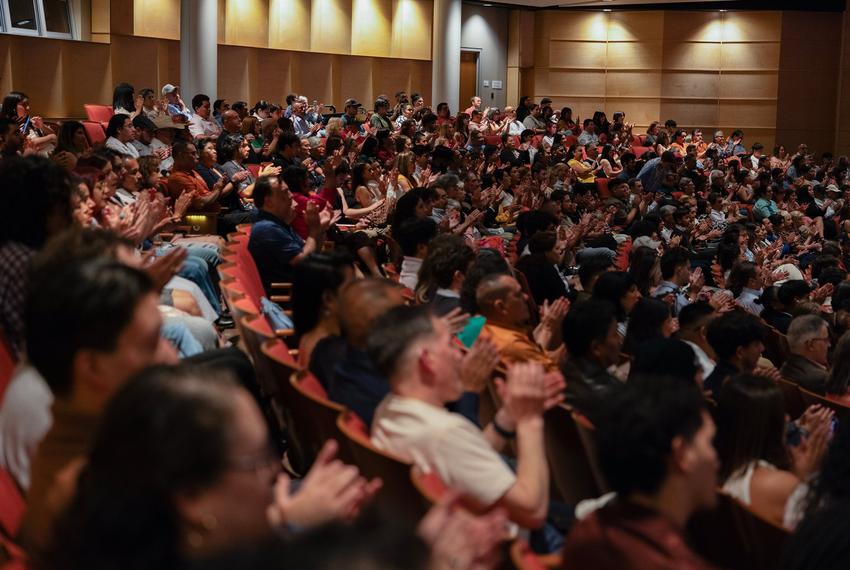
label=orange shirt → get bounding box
[479,322,558,372]
[165,169,220,212]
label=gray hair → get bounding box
[678,176,693,189]
[787,314,828,352]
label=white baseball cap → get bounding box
[161,84,179,96]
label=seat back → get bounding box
[543,404,603,504]
[84,104,113,123]
[0,334,16,403]
[410,465,449,505]
[799,387,850,422]
[763,326,789,368]
[630,145,652,158]
[595,177,610,198]
[336,411,431,524]
[777,378,805,419]
[82,121,106,145]
[0,465,25,538]
[288,371,345,468]
[688,491,790,570]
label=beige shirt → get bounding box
[372,395,515,506]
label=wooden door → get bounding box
[459,50,479,114]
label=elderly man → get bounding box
[780,315,831,394]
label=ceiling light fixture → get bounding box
[603,8,612,11]
[483,2,492,5]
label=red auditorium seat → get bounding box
[595,177,611,198]
[0,466,25,538]
[83,104,113,125]
[82,121,106,145]
[336,411,432,524]
[630,145,651,158]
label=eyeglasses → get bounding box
[229,445,281,474]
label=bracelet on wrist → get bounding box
[492,417,517,439]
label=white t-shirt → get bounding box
[371,395,516,506]
[105,136,140,158]
[0,364,53,490]
[188,114,222,139]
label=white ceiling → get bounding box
[488,0,738,8]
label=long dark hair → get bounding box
[1,91,27,121]
[292,253,353,338]
[802,414,850,521]
[827,331,850,396]
[57,120,87,154]
[628,246,660,296]
[622,297,671,355]
[112,82,135,112]
[715,374,790,481]
[46,365,240,570]
[592,271,636,322]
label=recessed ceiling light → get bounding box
[603,8,612,11]
[483,2,492,5]
[719,9,727,11]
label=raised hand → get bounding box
[268,439,382,528]
[460,336,500,393]
[143,246,188,291]
[494,361,546,426]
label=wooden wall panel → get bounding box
[662,11,720,42]
[606,41,663,69]
[719,43,780,70]
[659,100,718,127]
[722,12,781,42]
[225,0,269,48]
[607,11,663,41]
[539,11,608,41]
[0,37,12,98]
[133,0,180,40]
[718,101,777,128]
[64,42,112,118]
[719,72,778,100]
[607,71,662,98]
[352,0,392,57]
[662,42,720,70]
[110,35,158,91]
[310,0,352,54]
[9,37,64,118]
[605,98,661,127]
[217,46,253,103]
[255,50,293,102]
[292,52,335,106]
[661,71,719,99]
[339,57,375,107]
[546,70,605,97]
[548,41,606,69]
[391,0,431,60]
[269,0,311,51]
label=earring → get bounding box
[201,513,219,532]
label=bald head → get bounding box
[222,110,241,133]
[475,274,530,327]
[339,278,406,347]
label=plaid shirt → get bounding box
[0,242,35,358]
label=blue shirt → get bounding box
[248,210,304,295]
[330,344,390,428]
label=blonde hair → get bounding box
[394,151,414,177]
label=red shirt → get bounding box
[165,169,219,212]
[562,500,717,570]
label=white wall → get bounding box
[460,3,508,110]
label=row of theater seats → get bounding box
[216,225,810,570]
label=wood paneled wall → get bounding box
[0,33,430,120]
[527,10,842,153]
[2,0,432,119]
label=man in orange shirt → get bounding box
[165,140,223,213]
[476,274,562,372]
[464,95,481,116]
